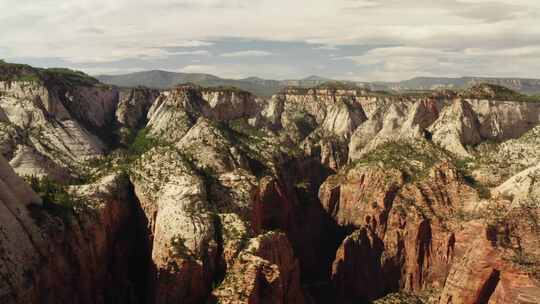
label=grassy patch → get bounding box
[41,68,99,87]
[0,60,99,87]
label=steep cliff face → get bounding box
[473,125,540,186]
[212,232,304,304]
[130,91,308,304]
[0,154,149,304]
[273,88,367,138]
[347,88,540,160]
[320,142,474,301]
[115,88,160,145]
[320,138,540,303]
[349,98,444,159]
[0,80,122,179]
[439,203,540,304]
[130,146,219,304]
[200,88,262,122]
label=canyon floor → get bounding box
[0,62,539,304]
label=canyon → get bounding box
[0,61,539,304]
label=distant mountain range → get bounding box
[96,71,540,97]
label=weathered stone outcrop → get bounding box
[320,140,540,303]
[145,87,197,142]
[0,80,122,179]
[428,99,482,158]
[319,156,479,302]
[349,99,442,159]
[0,154,148,304]
[473,125,540,186]
[467,98,540,142]
[201,88,262,122]
[213,232,304,304]
[131,146,219,304]
[115,87,160,144]
[271,88,367,140]
[493,164,540,206]
[439,206,540,304]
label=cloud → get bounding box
[313,45,340,51]
[64,48,210,63]
[1,0,539,80]
[343,45,540,81]
[172,50,211,56]
[77,27,106,35]
[220,50,273,57]
[159,40,214,48]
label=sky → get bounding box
[0,0,539,81]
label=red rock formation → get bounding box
[320,162,477,301]
[440,209,540,304]
[0,156,148,304]
[320,158,540,303]
[213,232,304,304]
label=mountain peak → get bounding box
[302,75,329,81]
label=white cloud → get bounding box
[343,45,540,81]
[220,50,273,57]
[158,41,214,48]
[1,0,539,79]
[173,50,211,56]
[313,45,339,51]
[64,48,210,63]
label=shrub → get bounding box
[353,140,445,182]
[27,176,84,223]
[128,128,161,156]
[453,158,491,199]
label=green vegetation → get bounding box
[219,119,274,176]
[26,176,86,224]
[517,94,540,103]
[460,83,540,103]
[128,128,162,156]
[288,110,317,138]
[41,68,99,87]
[228,118,266,139]
[352,141,446,182]
[453,158,491,199]
[0,60,40,82]
[0,59,98,87]
[295,180,310,190]
[348,141,492,199]
[80,127,167,183]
